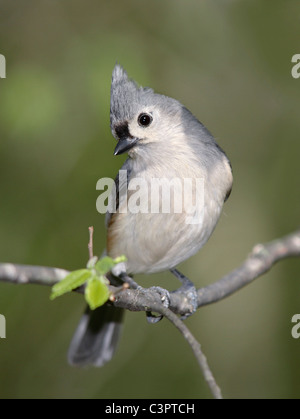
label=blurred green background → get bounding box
[0,0,299,399]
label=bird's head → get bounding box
[110,64,182,157]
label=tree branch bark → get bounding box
[0,229,299,314]
[196,228,300,307]
[0,229,299,399]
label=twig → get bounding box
[103,229,300,315]
[0,229,299,399]
[0,263,69,286]
[0,230,299,314]
[88,226,94,260]
[148,301,223,399]
[196,229,300,307]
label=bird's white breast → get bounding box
[107,150,232,275]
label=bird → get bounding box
[68,64,233,367]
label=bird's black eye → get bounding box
[138,113,152,127]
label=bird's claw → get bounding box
[178,284,198,320]
[170,268,198,320]
[146,286,171,324]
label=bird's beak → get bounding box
[114,137,139,156]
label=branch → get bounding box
[196,229,300,307]
[0,263,69,286]
[88,226,94,260]
[0,229,299,314]
[0,229,299,399]
[148,302,223,399]
[103,229,300,315]
[113,272,222,398]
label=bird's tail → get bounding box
[68,304,124,367]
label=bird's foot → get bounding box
[118,273,170,324]
[146,286,171,324]
[170,268,198,320]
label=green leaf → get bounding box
[85,275,110,310]
[113,255,127,264]
[49,255,125,306]
[95,255,127,275]
[50,269,92,300]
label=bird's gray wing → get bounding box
[105,158,132,228]
[69,159,131,367]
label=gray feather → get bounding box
[110,64,179,136]
[68,63,233,366]
[68,304,124,367]
[105,158,132,228]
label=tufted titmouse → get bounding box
[68,64,233,367]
